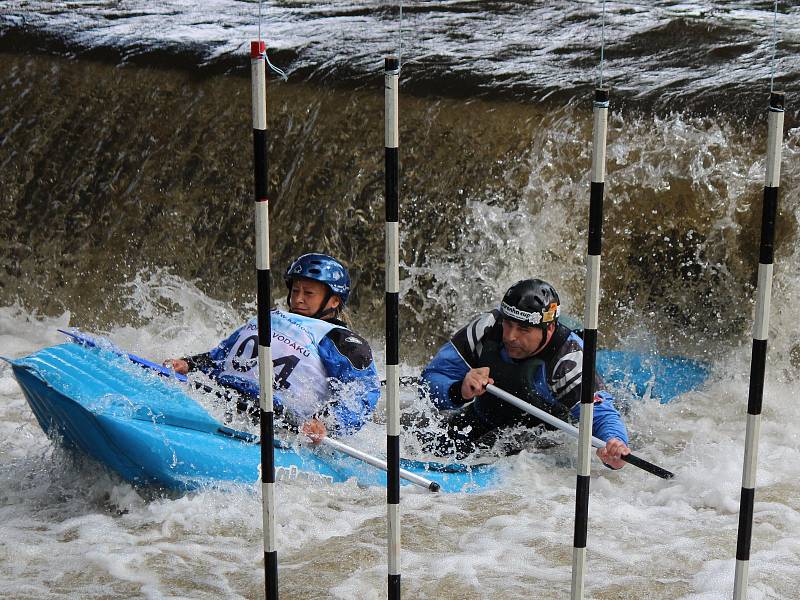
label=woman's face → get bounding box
[289,278,340,318]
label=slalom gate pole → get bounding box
[733,90,784,599]
[570,87,609,600]
[251,40,278,600]
[384,54,402,600]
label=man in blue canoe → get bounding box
[164,253,380,444]
[419,278,630,467]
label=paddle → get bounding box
[59,328,442,491]
[320,437,440,492]
[217,424,441,492]
[58,329,189,380]
[485,383,674,479]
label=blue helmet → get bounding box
[284,253,351,305]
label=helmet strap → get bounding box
[533,322,553,354]
[310,288,339,320]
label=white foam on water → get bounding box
[2,276,800,597]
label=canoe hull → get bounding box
[10,343,495,493]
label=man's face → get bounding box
[501,319,551,359]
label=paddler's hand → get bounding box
[461,367,494,400]
[301,418,327,445]
[596,438,630,469]
[163,358,189,375]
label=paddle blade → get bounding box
[622,453,674,479]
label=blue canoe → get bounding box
[7,334,709,493]
[8,340,497,493]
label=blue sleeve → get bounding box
[420,342,470,410]
[203,322,265,401]
[568,390,629,446]
[317,336,380,435]
[208,323,248,364]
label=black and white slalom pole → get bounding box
[384,54,402,600]
[733,90,784,600]
[571,87,609,600]
[251,40,278,600]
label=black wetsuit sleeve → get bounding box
[182,352,217,374]
[324,328,374,370]
[448,381,470,406]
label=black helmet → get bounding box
[500,279,560,328]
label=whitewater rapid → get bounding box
[1,271,798,599]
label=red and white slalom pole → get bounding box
[733,90,784,600]
[251,40,278,600]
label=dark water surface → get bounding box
[1,49,798,361]
[1,1,799,116]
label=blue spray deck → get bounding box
[8,337,710,494]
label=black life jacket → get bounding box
[471,321,572,429]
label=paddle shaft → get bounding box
[321,437,440,492]
[485,384,673,479]
[217,426,441,492]
[192,374,441,492]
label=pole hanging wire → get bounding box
[257,0,288,81]
[769,0,779,93]
[598,0,606,88]
[398,0,404,70]
[266,55,288,80]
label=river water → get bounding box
[1,1,799,598]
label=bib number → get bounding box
[232,335,258,372]
[230,327,309,390]
[273,355,300,389]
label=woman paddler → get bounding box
[164,253,380,444]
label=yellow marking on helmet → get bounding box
[542,302,558,323]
